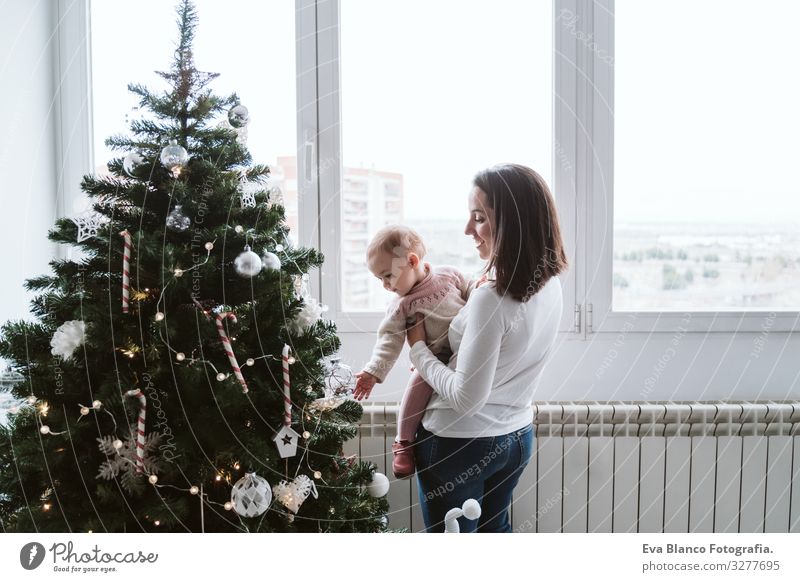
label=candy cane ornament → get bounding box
[125,389,146,473]
[120,230,132,313]
[214,312,248,393]
[272,343,300,458]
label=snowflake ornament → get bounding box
[97,431,163,494]
[71,211,108,242]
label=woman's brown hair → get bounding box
[473,163,569,302]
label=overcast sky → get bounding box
[91,0,799,225]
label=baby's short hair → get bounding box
[367,224,427,262]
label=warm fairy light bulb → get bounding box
[92,400,102,409]
[155,312,165,321]
[216,372,227,381]
[80,406,90,416]
[26,395,37,405]
[224,501,233,511]
[313,471,322,479]
[215,474,222,482]
[154,520,161,526]
[275,244,284,252]
[234,225,243,234]
[148,474,158,485]
[39,402,50,416]
[112,439,123,450]
[204,242,214,251]
[245,358,255,366]
[40,425,50,435]
[233,463,240,470]
[287,356,296,365]
[302,431,311,439]
[174,268,184,277]
[87,530,93,533]
[176,352,186,362]
[42,502,51,511]
[189,486,199,495]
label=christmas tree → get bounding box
[0,0,388,533]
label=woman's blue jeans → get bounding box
[414,423,534,532]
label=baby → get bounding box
[354,224,476,479]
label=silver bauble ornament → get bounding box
[166,204,191,232]
[324,358,355,397]
[231,472,272,517]
[160,139,189,176]
[235,245,263,277]
[228,104,250,128]
[261,251,282,271]
[123,152,145,177]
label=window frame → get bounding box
[587,0,800,333]
[313,0,580,335]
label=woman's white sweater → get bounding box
[409,275,563,438]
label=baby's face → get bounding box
[368,250,420,297]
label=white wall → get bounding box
[0,0,58,330]
[341,319,800,403]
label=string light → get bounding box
[155,312,165,321]
[40,425,50,435]
[26,395,37,405]
[215,474,222,482]
[233,462,240,471]
[148,475,159,485]
[224,501,233,511]
[216,372,227,381]
[245,358,254,366]
[314,471,322,479]
[42,503,51,511]
[38,402,50,416]
[154,520,161,526]
[174,268,184,277]
[112,439,123,450]
[80,406,90,416]
[189,486,199,495]
[287,356,296,365]
[204,242,214,251]
[176,352,186,362]
[234,225,243,234]
[275,244,284,252]
[302,431,311,439]
[92,400,102,409]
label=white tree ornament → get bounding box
[273,474,318,513]
[230,472,272,517]
[50,320,86,361]
[289,296,323,335]
[273,425,300,458]
[71,211,108,242]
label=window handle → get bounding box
[304,135,315,183]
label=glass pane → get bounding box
[90,0,299,234]
[614,0,800,311]
[340,0,553,311]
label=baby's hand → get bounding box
[353,371,379,401]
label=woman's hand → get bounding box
[406,313,426,348]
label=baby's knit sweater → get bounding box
[363,263,474,383]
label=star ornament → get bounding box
[71,211,108,243]
[273,425,300,458]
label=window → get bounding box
[90,0,299,234]
[613,0,800,312]
[337,0,553,312]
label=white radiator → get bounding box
[348,401,800,533]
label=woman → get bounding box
[406,163,568,532]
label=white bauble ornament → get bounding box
[261,251,282,271]
[50,320,86,361]
[123,152,145,177]
[166,204,191,232]
[366,472,390,498]
[231,472,272,517]
[234,245,263,277]
[160,139,188,175]
[228,104,250,128]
